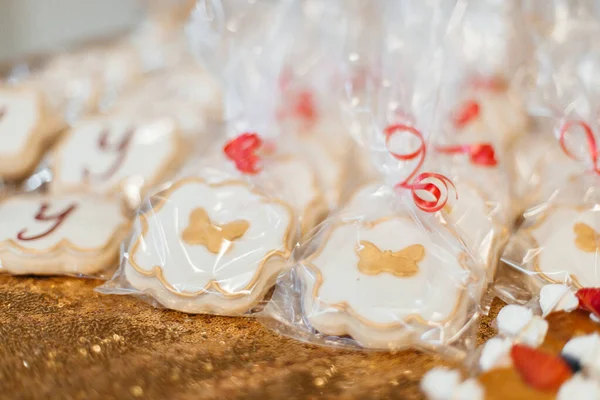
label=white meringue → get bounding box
[558,374,600,400]
[539,284,579,317]
[421,368,461,400]
[496,305,533,337]
[562,333,600,381]
[517,316,549,347]
[479,337,513,371]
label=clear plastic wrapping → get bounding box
[497,2,600,305]
[258,0,487,353]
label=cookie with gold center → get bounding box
[123,178,297,315]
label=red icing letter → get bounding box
[17,202,78,241]
[82,127,134,182]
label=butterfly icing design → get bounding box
[356,240,425,278]
[181,208,250,253]
[573,222,600,253]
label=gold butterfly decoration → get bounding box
[356,240,425,278]
[573,222,600,253]
[181,208,250,253]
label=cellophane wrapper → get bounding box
[101,0,349,315]
[0,1,215,279]
[497,2,600,304]
[260,0,490,355]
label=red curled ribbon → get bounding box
[454,100,481,128]
[435,143,498,167]
[223,133,264,174]
[558,120,600,174]
[384,124,457,212]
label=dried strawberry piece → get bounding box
[576,288,600,318]
[510,344,572,391]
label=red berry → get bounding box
[576,288,600,318]
[510,344,572,391]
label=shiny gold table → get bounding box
[0,276,500,399]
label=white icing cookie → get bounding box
[299,215,472,349]
[123,178,296,315]
[0,88,60,180]
[0,194,130,275]
[51,115,184,198]
[522,206,600,288]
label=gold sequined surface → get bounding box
[0,276,502,400]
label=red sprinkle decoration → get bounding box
[576,287,600,318]
[511,344,573,392]
[223,133,264,175]
[454,100,481,128]
[384,124,457,213]
[436,143,498,167]
[559,120,600,174]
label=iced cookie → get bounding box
[299,213,474,349]
[0,194,131,275]
[513,206,600,289]
[0,88,61,180]
[123,178,296,315]
[51,115,184,198]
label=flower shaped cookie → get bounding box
[300,214,473,349]
[0,193,131,275]
[51,115,184,200]
[124,178,296,314]
[514,206,600,288]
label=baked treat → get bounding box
[504,204,600,291]
[123,178,296,315]
[422,285,600,399]
[50,115,185,203]
[298,184,478,349]
[0,193,131,275]
[0,87,63,180]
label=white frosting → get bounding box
[496,305,533,337]
[421,368,484,400]
[479,337,513,371]
[0,194,127,252]
[562,333,600,381]
[539,284,579,317]
[558,374,600,400]
[0,90,41,156]
[529,207,600,287]
[301,213,470,348]
[128,179,292,295]
[52,116,180,193]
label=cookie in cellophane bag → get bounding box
[497,172,600,304]
[100,176,299,315]
[49,113,187,209]
[263,179,485,351]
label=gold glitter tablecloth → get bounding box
[0,276,501,400]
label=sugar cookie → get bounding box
[50,115,185,198]
[0,194,131,275]
[123,178,296,314]
[299,193,474,348]
[0,88,61,180]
